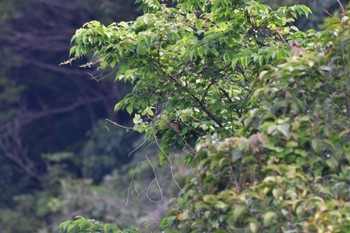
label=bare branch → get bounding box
[0,129,42,180]
[145,154,164,203]
[0,96,113,133]
[337,0,345,15]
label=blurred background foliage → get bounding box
[0,0,348,232]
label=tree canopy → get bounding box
[67,0,313,152]
[59,0,350,232]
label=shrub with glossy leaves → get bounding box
[162,8,350,232]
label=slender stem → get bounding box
[189,92,223,128]
[105,119,134,130]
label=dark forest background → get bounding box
[0,0,347,232]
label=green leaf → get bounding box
[232,205,247,223]
[215,201,228,210]
[231,58,239,70]
[311,138,321,153]
[145,107,154,116]
[59,220,72,231]
[263,211,277,227]
[276,124,289,137]
[126,105,133,115]
[264,143,283,152]
[286,141,298,148]
[294,149,307,157]
[325,157,338,170]
[249,222,259,233]
[79,220,90,230]
[240,56,249,68]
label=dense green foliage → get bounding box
[68,0,312,154]
[1,0,349,232]
[162,16,350,232]
[58,0,350,232]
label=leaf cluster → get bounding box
[162,8,350,232]
[68,0,313,150]
[60,0,350,232]
[59,216,140,233]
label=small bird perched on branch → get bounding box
[169,120,181,133]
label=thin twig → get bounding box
[126,166,138,206]
[275,28,290,48]
[128,139,150,157]
[105,118,134,131]
[0,96,113,133]
[126,161,147,206]
[323,9,334,18]
[337,0,345,15]
[152,130,182,191]
[87,64,120,82]
[145,154,164,203]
